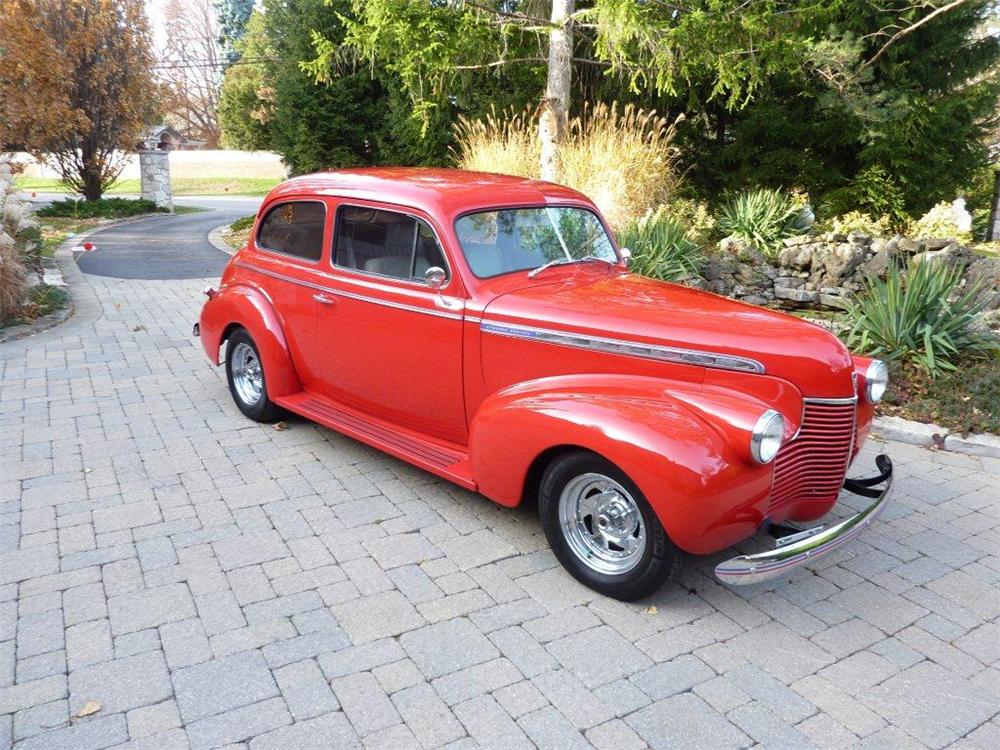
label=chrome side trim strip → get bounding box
[236,261,464,321]
[480,321,765,374]
[803,396,858,405]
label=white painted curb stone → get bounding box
[942,433,1000,459]
[871,416,946,447]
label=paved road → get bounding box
[1,217,1000,748]
[70,197,261,280]
[21,192,260,280]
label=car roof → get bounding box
[264,167,594,221]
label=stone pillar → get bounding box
[138,148,173,212]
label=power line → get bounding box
[152,57,279,71]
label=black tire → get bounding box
[539,451,681,601]
[224,328,283,423]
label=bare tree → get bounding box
[158,0,223,147]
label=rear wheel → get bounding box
[225,329,282,422]
[539,451,681,601]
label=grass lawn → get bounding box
[16,176,281,197]
[38,217,106,258]
[36,203,205,258]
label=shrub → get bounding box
[717,188,806,257]
[616,207,703,282]
[885,357,1000,435]
[229,215,256,233]
[909,201,972,243]
[647,198,716,245]
[453,102,679,228]
[825,211,894,238]
[223,215,257,250]
[819,165,909,229]
[37,197,166,219]
[845,259,998,375]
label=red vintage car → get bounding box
[196,168,892,600]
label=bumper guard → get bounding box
[715,454,893,585]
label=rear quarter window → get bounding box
[256,201,326,262]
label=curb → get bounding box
[207,224,236,256]
[1,216,143,344]
[871,415,1000,459]
[0,293,74,344]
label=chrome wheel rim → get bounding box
[231,342,263,406]
[558,473,646,575]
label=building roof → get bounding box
[265,168,593,221]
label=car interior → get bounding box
[257,201,325,261]
[335,206,447,282]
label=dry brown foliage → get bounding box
[0,0,157,199]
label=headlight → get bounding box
[865,360,888,403]
[751,410,785,464]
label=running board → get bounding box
[276,392,476,490]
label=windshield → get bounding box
[455,207,617,278]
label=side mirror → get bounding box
[424,266,447,289]
[619,247,632,266]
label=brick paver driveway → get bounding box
[2,263,1000,749]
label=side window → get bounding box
[256,201,325,261]
[334,205,448,283]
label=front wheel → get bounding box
[225,329,283,422]
[539,451,681,601]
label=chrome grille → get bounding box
[768,399,857,516]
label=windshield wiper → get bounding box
[527,254,615,278]
[527,257,571,278]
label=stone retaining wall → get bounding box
[696,232,1000,326]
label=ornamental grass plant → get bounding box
[453,102,679,228]
[845,259,999,375]
[1,157,30,323]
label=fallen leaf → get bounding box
[75,700,102,718]
[132,324,146,332]
[273,421,288,431]
[644,605,657,615]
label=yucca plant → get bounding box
[845,260,999,375]
[617,207,703,282]
[718,189,806,257]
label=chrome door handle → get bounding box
[313,294,336,305]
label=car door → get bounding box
[247,198,329,391]
[314,201,468,445]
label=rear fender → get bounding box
[198,284,301,397]
[470,373,802,554]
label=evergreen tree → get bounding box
[218,10,271,151]
[678,1,1000,215]
[215,0,255,63]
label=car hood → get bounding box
[479,270,856,398]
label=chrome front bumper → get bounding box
[715,454,893,585]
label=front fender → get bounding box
[470,373,802,554]
[198,284,301,398]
